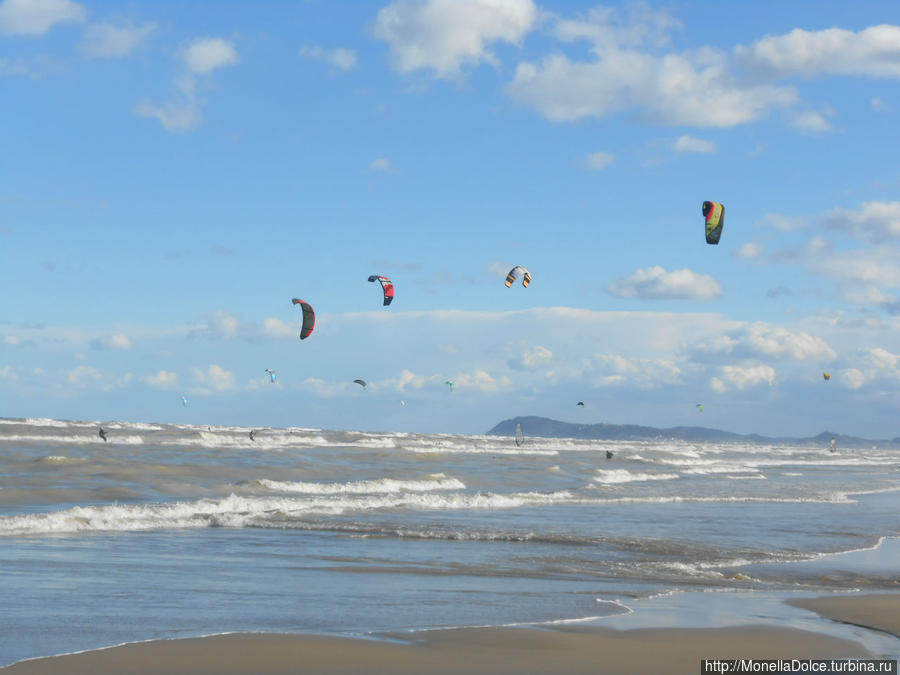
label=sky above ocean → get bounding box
[2,0,900,436]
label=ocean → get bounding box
[1,416,899,665]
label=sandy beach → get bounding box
[6,594,897,675]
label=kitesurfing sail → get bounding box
[504,266,531,288]
[702,201,724,245]
[515,423,524,447]
[368,275,394,306]
[291,298,316,339]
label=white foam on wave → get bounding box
[0,490,579,536]
[255,475,466,494]
[683,464,761,475]
[593,469,679,484]
[0,434,144,445]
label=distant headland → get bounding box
[486,416,900,449]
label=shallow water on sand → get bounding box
[1,417,899,665]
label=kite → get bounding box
[181,396,188,406]
[368,275,394,306]
[696,403,704,412]
[353,379,368,389]
[823,372,831,381]
[265,369,276,383]
[291,298,316,339]
[576,401,585,407]
[445,380,454,392]
[504,265,531,288]
[702,201,725,245]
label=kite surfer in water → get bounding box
[98,427,107,442]
[249,430,256,442]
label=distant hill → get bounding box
[486,416,899,448]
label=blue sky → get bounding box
[3,0,900,437]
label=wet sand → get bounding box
[787,593,900,638]
[1,623,873,675]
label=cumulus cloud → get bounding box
[370,157,392,172]
[736,24,900,79]
[790,107,834,133]
[68,365,102,385]
[718,364,776,389]
[508,344,553,370]
[608,266,722,301]
[262,317,294,339]
[821,201,900,243]
[373,0,538,79]
[764,213,807,232]
[146,370,178,389]
[135,37,238,133]
[583,151,615,170]
[452,369,510,392]
[733,243,764,260]
[90,334,133,350]
[190,364,235,394]
[80,21,156,59]
[674,135,716,153]
[0,0,85,36]
[300,45,357,70]
[181,37,238,74]
[690,322,836,362]
[590,353,682,389]
[507,5,797,129]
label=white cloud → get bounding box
[300,45,357,70]
[736,25,900,79]
[68,365,102,385]
[373,0,538,79]
[590,353,682,389]
[821,201,900,243]
[136,37,237,133]
[508,344,553,370]
[181,37,238,74]
[370,157,392,172]
[90,334,133,350]
[709,376,727,393]
[733,243,764,260]
[0,0,85,36]
[507,26,796,127]
[146,370,178,389]
[790,107,834,133]
[608,266,722,301]
[764,213,807,231]
[720,364,776,389]
[550,4,681,50]
[674,135,716,153]
[871,97,888,111]
[190,364,235,394]
[583,151,615,171]
[134,94,203,133]
[691,322,836,362]
[262,317,295,339]
[839,368,867,390]
[80,21,155,59]
[453,368,509,392]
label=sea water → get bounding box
[1,417,899,665]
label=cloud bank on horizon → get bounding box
[2,0,899,437]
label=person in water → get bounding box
[98,427,107,442]
[606,450,614,460]
[249,430,256,442]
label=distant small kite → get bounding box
[265,369,276,383]
[576,401,585,407]
[353,379,367,389]
[823,372,831,381]
[368,275,395,306]
[696,403,704,412]
[291,298,316,340]
[504,265,531,288]
[181,396,188,407]
[445,380,454,392]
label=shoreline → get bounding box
[4,594,898,675]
